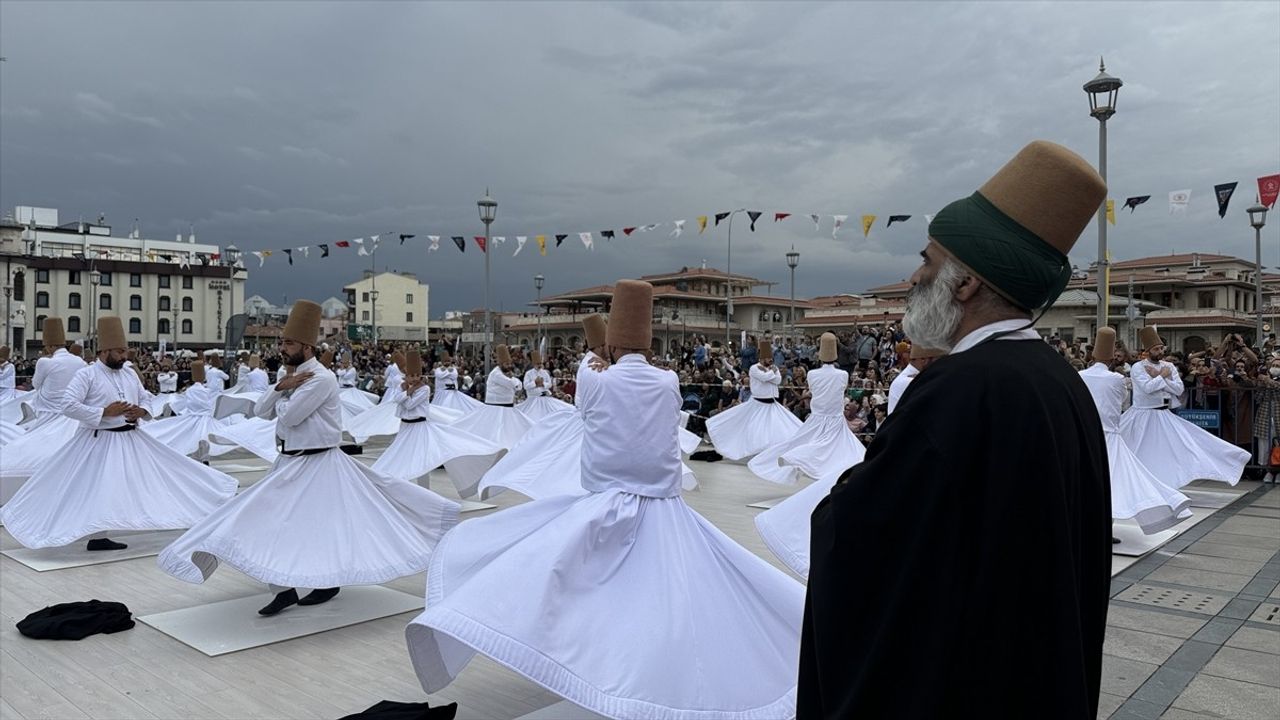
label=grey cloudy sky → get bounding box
[2,1,1278,315]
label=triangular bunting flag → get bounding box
[670,221,685,238]
[747,211,762,231]
[832,215,848,239]
[579,232,594,250]
[474,236,487,253]
[601,230,615,241]
[335,240,351,248]
[399,233,415,245]
[452,236,465,252]
[1106,200,1116,225]
[536,235,547,256]
[252,251,266,267]
[1214,182,1238,218]
[886,215,911,227]
[514,236,527,256]
[319,244,329,258]
[697,216,708,234]
[427,235,440,252]
[714,212,730,226]
[1170,189,1191,214]
[298,246,309,258]
[861,215,875,238]
[809,214,821,231]
[1259,174,1280,208]
[641,223,659,232]
[493,236,506,244]
[555,234,567,247]
[623,227,637,236]
[1124,196,1150,213]
[284,248,293,265]
[774,212,791,222]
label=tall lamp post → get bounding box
[225,244,240,351]
[1084,58,1122,333]
[1248,200,1269,350]
[534,274,545,351]
[478,190,498,375]
[3,277,11,351]
[369,289,380,348]
[723,208,746,351]
[786,247,799,345]
[88,269,101,354]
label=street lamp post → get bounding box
[534,274,545,352]
[723,208,746,352]
[478,190,498,375]
[89,269,101,354]
[369,289,380,348]
[1084,58,1122,334]
[786,247,799,345]
[225,244,240,351]
[3,280,11,351]
[1247,200,1269,350]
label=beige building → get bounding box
[344,271,429,343]
[2,206,247,357]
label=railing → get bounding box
[1174,384,1280,470]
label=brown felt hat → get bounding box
[440,350,452,363]
[68,343,83,357]
[320,349,334,368]
[1093,327,1117,364]
[0,346,9,362]
[530,350,542,365]
[977,141,1107,257]
[283,300,322,345]
[758,339,772,360]
[391,351,405,371]
[495,344,512,366]
[42,317,65,348]
[911,346,948,360]
[191,361,206,382]
[1139,325,1163,351]
[583,314,608,350]
[607,280,653,349]
[406,350,423,376]
[249,354,261,369]
[97,317,127,351]
[895,341,910,354]
[819,333,838,363]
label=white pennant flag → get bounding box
[832,215,848,239]
[493,236,507,245]
[297,246,309,258]
[809,214,821,232]
[1169,189,1191,214]
[670,220,685,238]
[353,238,369,256]
[428,235,440,252]
[514,236,527,256]
[370,234,380,246]
[924,213,936,225]
[252,251,266,267]
[579,232,594,250]
[641,223,660,232]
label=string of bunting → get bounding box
[238,173,1278,267]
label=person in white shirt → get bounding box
[149,359,181,417]
[886,344,947,415]
[517,350,570,421]
[159,301,460,617]
[336,356,360,388]
[448,345,531,449]
[432,351,483,413]
[1,317,237,551]
[1119,325,1250,490]
[27,318,87,428]
[141,361,239,460]
[0,345,17,404]
[706,338,802,460]
[203,354,230,393]
[1,318,87,491]
[243,355,271,393]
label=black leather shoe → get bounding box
[1112,537,1122,544]
[258,589,299,616]
[297,587,340,606]
[86,538,128,551]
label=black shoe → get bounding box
[297,587,340,606]
[1112,537,1122,544]
[86,538,128,551]
[258,589,299,616]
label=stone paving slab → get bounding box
[1171,675,1280,720]
[1199,646,1280,687]
[1103,627,1186,665]
[1160,553,1267,577]
[1182,539,1276,562]
[1145,566,1254,593]
[1224,625,1280,654]
[1102,654,1159,697]
[1199,530,1275,547]
[1107,605,1207,639]
[1217,516,1280,539]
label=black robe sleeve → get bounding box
[798,340,1111,719]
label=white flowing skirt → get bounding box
[1,390,31,424]
[140,413,241,459]
[1,426,238,548]
[747,412,865,485]
[754,477,834,578]
[706,400,803,461]
[158,449,460,588]
[149,392,181,418]
[449,404,532,451]
[405,490,804,720]
[1119,408,1250,488]
[478,411,698,501]
[345,401,464,444]
[516,395,574,423]
[0,420,26,447]
[339,387,380,418]
[1106,431,1191,534]
[371,420,507,498]
[432,389,485,414]
[0,414,79,480]
[208,416,279,463]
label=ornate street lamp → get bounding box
[478,190,498,374]
[1084,58,1123,333]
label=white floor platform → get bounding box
[1183,488,1246,509]
[138,585,424,656]
[1,530,185,572]
[514,700,608,719]
[1112,521,1180,558]
[747,495,786,509]
[458,499,497,513]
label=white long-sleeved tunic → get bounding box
[254,356,341,452]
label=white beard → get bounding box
[902,258,965,352]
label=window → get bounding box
[406,293,414,304]
[35,315,46,331]
[130,295,142,311]
[406,312,414,322]
[130,273,142,287]
[158,319,171,334]
[362,310,370,321]
[68,292,81,309]
[68,271,81,285]
[12,271,23,301]
[181,319,192,334]
[99,294,112,310]
[68,317,81,333]
[159,296,171,311]
[362,292,370,302]
[99,272,112,287]
[182,276,193,289]
[129,318,141,333]
[159,275,171,289]
[35,291,49,308]
[1198,291,1216,309]
[182,297,193,312]
[36,269,49,284]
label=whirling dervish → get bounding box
[706,337,802,460]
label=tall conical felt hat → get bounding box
[391,351,405,371]
[607,280,653,349]
[911,346,948,360]
[895,341,910,355]
[758,338,773,360]
[1093,327,1117,364]
[406,350,423,376]
[531,350,542,365]
[1139,325,1163,351]
[191,361,206,383]
[69,343,83,357]
[495,344,512,366]
[440,350,452,363]
[583,314,608,350]
[249,354,261,368]
[282,300,322,345]
[97,317,127,351]
[320,350,334,368]
[42,317,66,347]
[0,345,9,362]
[819,332,838,363]
[929,140,1106,311]
[208,353,222,367]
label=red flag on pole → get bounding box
[335,240,351,248]
[1259,174,1280,209]
[474,236,487,253]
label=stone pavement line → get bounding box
[1104,484,1279,720]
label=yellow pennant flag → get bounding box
[262,250,272,257]
[536,235,547,256]
[861,215,876,238]
[697,216,708,234]
[1106,199,1116,226]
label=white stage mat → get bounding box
[210,462,271,474]
[1112,521,1180,558]
[747,496,787,510]
[458,499,497,513]
[139,585,423,656]
[515,700,608,719]
[2,530,185,571]
[1183,488,1245,509]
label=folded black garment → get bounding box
[338,700,459,720]
[17,600,135,640]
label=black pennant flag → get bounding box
[601,230,615,241]
[283,249,293,265]
[451,236,465,252]
[319,244,329,258]
[555,234,567,247]
[1214,182,1238,219]
[886,215,911,227]
[714,212,730,226]
[399,233,415,245]
[199,254,209,266]
[747,211,762,231]
[1124,195,1151,213]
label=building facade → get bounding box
[2,206,246,357]
[344,271,429,343]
